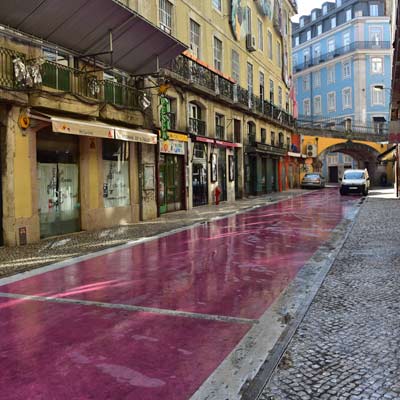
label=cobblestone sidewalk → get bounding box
[0,189,307,278]
[260,193,400,400]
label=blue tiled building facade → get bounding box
[292,0,391,181]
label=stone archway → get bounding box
[319,141,382,185]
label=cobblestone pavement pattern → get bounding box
[260,196,400,400]
[0,190,305,278]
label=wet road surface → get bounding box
[0,189,357,400]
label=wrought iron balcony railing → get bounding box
[0,46,145,110]
[294,41,391,73]
[215,124,225,139]
[296,115,389,135]
[189,117,206,136]
[165,55,295,128]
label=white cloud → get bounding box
[292,0,326,22]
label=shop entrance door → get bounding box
[37,130,80,239]
[218,148,227,201]
[159,154,184,214]
[192,143,208,207]
[261,158,268,193]
[0,139,2,246]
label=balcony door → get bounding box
[189,103,202,135]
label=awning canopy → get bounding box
[30,112,157,144]
[373,116,387,122]
[0,0,187,75]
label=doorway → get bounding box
[329,166,339,183]
[159,154,184,214]
[218,148,227,201]
[37,129,80,238]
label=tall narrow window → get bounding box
[278,86,282,108]
[371,57,383,74]
[303,99,311,116]
[268,31,273,59]
[327,92,336,111]
[259,71,265,102]
[331,16,336,29]
[190,19,201,58]
[343,32,350,51]
[372,86,384,105]
[343,61,351,78]
[246,6,252,34]
[314,70,321,88]
[231,49,240,82]
[159,0,173,34]
[269,79,274,103]
[258,19,264,50]
[247,62,253,96]
[327,66,335,84]
[345,8,352,22]
[342,88,352,109]
[370,4,379,16]
[277,42,282,67]
[213,37,222,70]
[314,96,322,114]
[212,0,222,12]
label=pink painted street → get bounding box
[0,190,357,400]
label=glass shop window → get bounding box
[102,139,130,208]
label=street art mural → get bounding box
[255,0,274,19]
[230,0,244,40]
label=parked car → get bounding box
[340,169,370,196]
[301,173,326,189]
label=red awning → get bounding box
[0,0,187,75]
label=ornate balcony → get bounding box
[164,55,295,129]
[189,117,206,136]
[294,41,391,73]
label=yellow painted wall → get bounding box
[302,136,387,156]
[14,131,32,218]
[88,139,100,210]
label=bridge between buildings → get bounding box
[296,117,390,184]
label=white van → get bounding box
[340,169,370,196]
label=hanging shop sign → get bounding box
[160,95,170,140]
[114,128,157,144]
[52,117,114,139]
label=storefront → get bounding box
[37,128,80,238]
[245,143,285,195]
[34,113,157,238]
[159,131,188,214]
[192,136,213,207]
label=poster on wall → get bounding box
[228,155,235,181]
[144,164,155,190]
[211,153,218,182]
[103,160,130,208]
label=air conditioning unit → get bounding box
[306,144,317,157]
[246,34,256,52]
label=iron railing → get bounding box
[215,124,225,139]
[165,55,295,128]
[296,115,389,135]
[294,41,391,73]
[102,79,141,109]
[0,46,22,88]
[0,46,145,110]
[189,117,206,136]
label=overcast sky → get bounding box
[292,0,326,22]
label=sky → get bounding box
[291,0,326,22]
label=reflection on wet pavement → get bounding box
[0,189,357,400]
